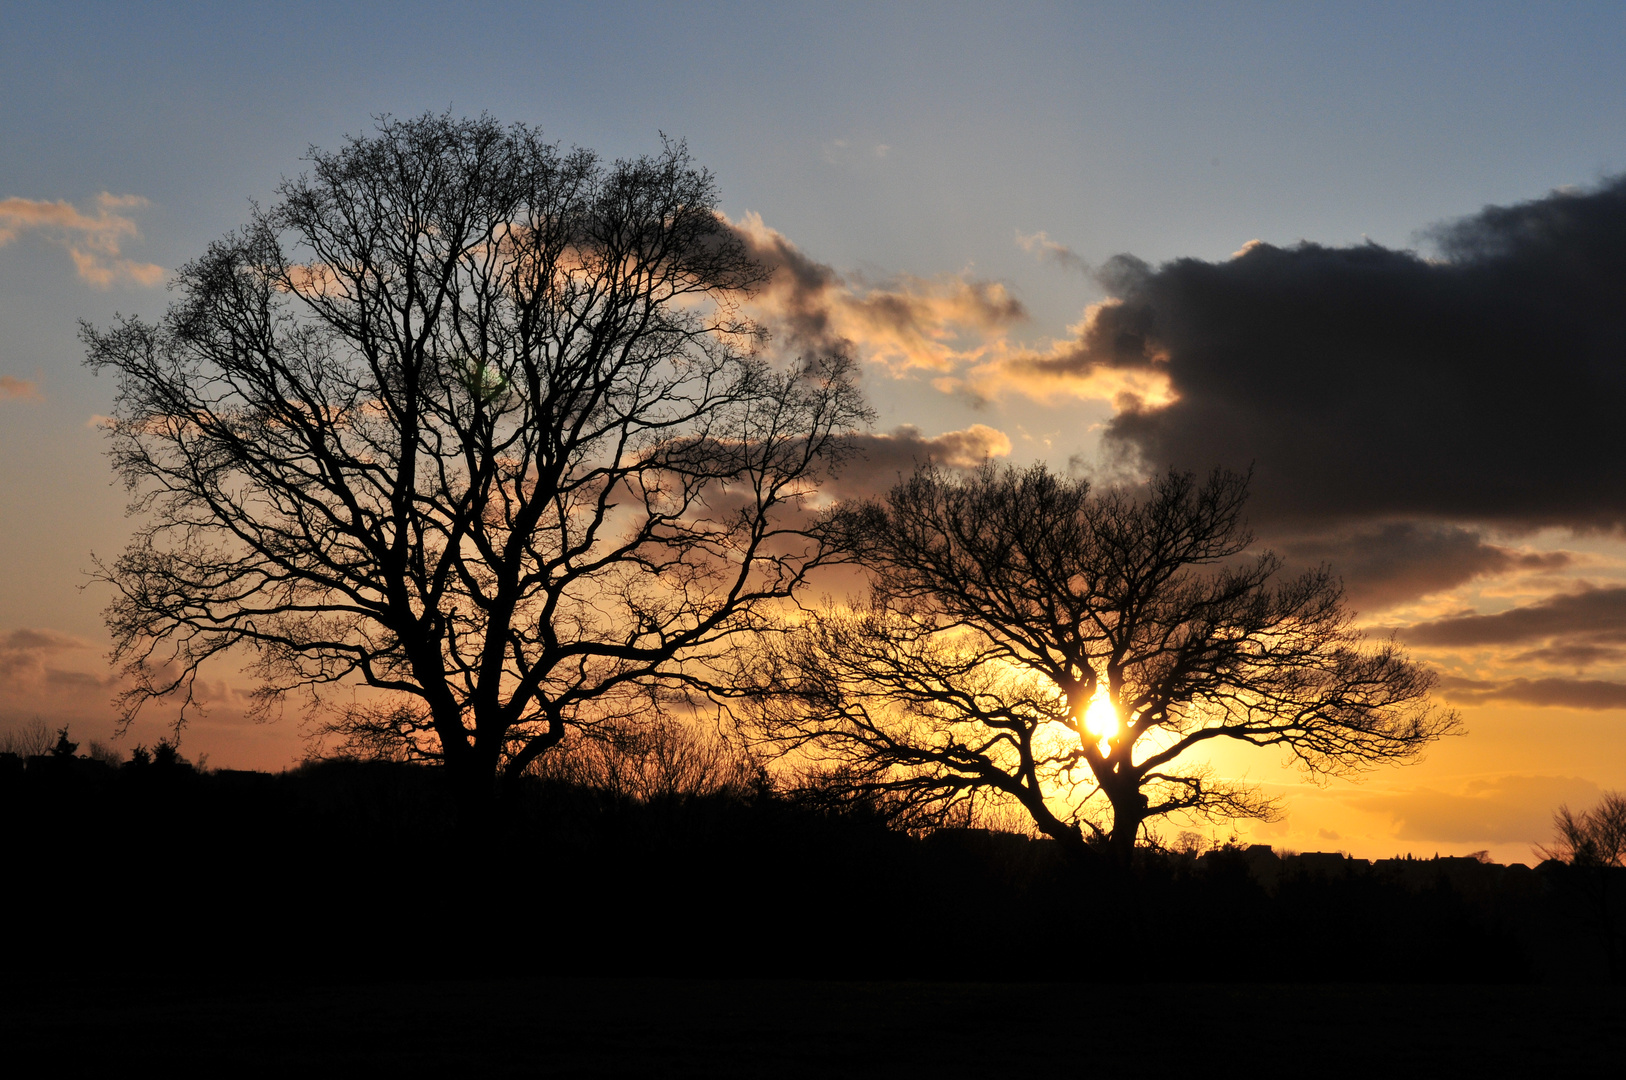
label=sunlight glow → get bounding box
[1083,681,1119,757]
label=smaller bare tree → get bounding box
[1538,791,1626,980]
[1539,792,1626,868]
[0,718,54,758]
[745,462,1458,866]
[525,715,759,802]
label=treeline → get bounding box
[3,745,1621,984]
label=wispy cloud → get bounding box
[0,192,163,287]
[1395,583,1626,676]
[727,212,1026,375]
[945,301,1181,407]
[1436,674,1626,710]
[827,423,1013,502]
[0,627,99,685]
[0,375,41,401]
[1351,774,1604,845]
[821,139,893,165]
[725,213,1199,412]
[1015,230,1088,274]
[1406,585,1626,648]
[1274,522,1573,614]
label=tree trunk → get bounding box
[444,737,503,842]
[1045,819,1096,866]
[1107,789,1148,868]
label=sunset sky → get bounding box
[4,1,1626,863]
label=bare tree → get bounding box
[1537,791,1626,979]
[525,715,759,803]
[83,114,868,822]
[0,718,54,758]
[746,463,1457,865]
[1539,792,1626,868]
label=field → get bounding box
[6,976,1625,1076]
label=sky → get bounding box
[4,0,1626,863]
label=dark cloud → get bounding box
[1405,586,1626,647]
[1274,521,1570,613]
[1512,643,1626,669]
[727,213,849,358]
[1063,177,1626,528]
[828,424,1013,502]
[1438,674,1626,710]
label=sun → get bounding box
[1083,680,1119,755]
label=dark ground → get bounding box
[5,976,1624,1077]
[6,756,1625,1073]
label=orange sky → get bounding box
[4,4,1626,866]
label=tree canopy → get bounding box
[746,463,1458,863]
[84,113,868,817]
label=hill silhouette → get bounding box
[4,747,1621,984]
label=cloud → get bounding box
[1039,176,1626,529]
[0,627,102,688]
[827,423,1013,502]
[727,214,1176,409]
[1405,585,1626,650]
[1513,643,1626,669]
[0,375,40,401]
[726,213,1026,374]
[1352,774,1604,845]
[1016,230,1088,274]
[821,140,893,165]
[951,302,1181,407]
[0,624,299,768]
[1274,521,1571,613]
[0,626,133,747]
[0,192,164,287]
[0,625,253,722]
[1436,674,1626,710]
[0,624,91,666]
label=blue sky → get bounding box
[4,1,1626,858]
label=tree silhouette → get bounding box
[83,113,868,822]
[50,727,78,759]
[525,715,759,803]
[746,463,1457,865]
[1540,792,1626,868]
[1538,791,1626,979]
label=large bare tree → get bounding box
[747,463,1458,865]
[83,114,868,819]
